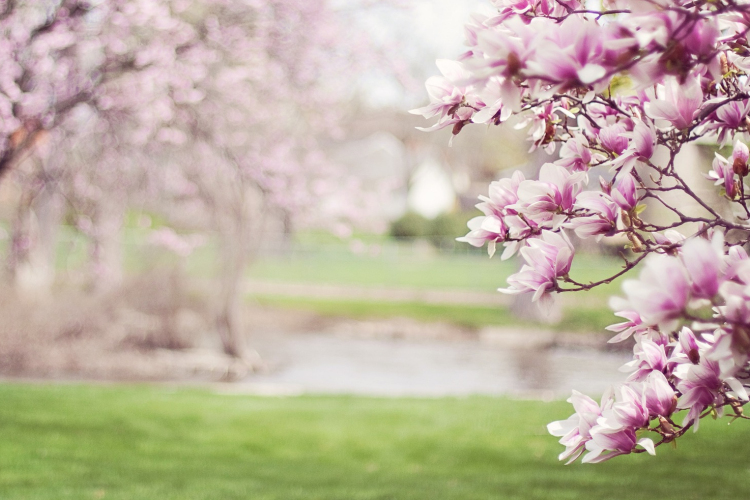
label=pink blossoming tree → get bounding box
[414,0,750,462]
[2,0,391,368]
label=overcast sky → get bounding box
[352,0,485,108]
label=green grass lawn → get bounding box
[1,383,748,499]
[13,225,631,332]
[253,296,617,333]
[247,248,627,297]
[45,226,629,298]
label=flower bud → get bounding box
[621,210,631,227]
[659,415,676,437]
[627,231,643,252]
[732,141,749,177]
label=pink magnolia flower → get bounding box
[631,119,657,160]
[680,236,724,299]
[469,16,537,84]
[683,17,720,59]
[483,170,525,211]
[548,390,612,463]
[704,100,750,145]
[674,327,702,365]
[707,153,738,198]
[621,254,690,327]
[707,324,750,380]
[652,229,686,247]
[583,427,654,463]
[620,337,668,381]
[457,215,506,254]
[675,357,724,428]
[490,0,536,17]
[642,371,676,418]
[598,123,628,155]
[611,172,637,211]
[410,60,479,132]
[556,134,603,172]
[565,191,618,240]
[598,384,649,431]
[499,230,574,304]
[645,77,703,130]
[471,77,516,124]
[718,276,750,356]
[606,310,648,343]
[516,101,559,152]
[512,163,586,219]
[526,16,608,87]
[581,382,660,463]
[606,119,657,173]
[457,171,526,255]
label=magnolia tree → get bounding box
[148,0,378,362]
[3,0,202,290]
[3,0,391,364]
[413,0,750,463]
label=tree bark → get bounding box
[7,170,63,295]
[88,202,124,293]
[215,229,248,360]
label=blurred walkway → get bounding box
[244,280,510,306]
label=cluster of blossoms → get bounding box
[414,0,750,462]
[550,234,750,462]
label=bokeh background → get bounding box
[0,1,746,499]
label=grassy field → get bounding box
[1,383,749,500]
[246,247,627,297]
[45,225,629,296]
[17,225,630,332]
[244,237,627,333]
[253,296,618,333]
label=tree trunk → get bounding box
[88,203,124,293]
[8,180,63,296]
[215,230,248,360]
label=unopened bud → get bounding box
[628,232,643,252]
[659,415,677,438]
[721,52,729,75]
[732,141,749,177]
[621,210,631,227]
[599,177,611,195]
